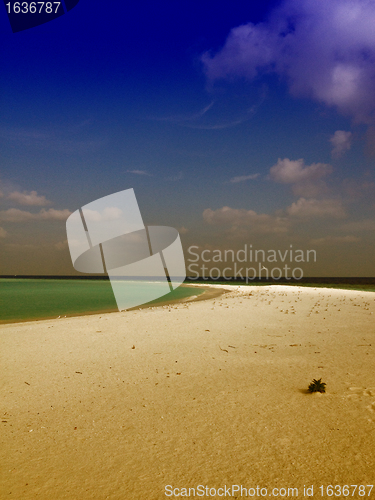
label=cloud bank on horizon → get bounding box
[330,130,353,158]
[202,0,375,125]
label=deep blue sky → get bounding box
[1,0,374,276]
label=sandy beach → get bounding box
[1,284,374,499]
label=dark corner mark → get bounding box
[63,0,79,12]
[3,0,80,33]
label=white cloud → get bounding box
[202,23,276,81]
[230,173,260,183]
[286,197,346,218]
[202,0,375,124]
[0,227,7,238]
[55,240,68,250]
[167,172,183,181]
[39,209,72,220]
[310,235,360,244]
[342,177,375,199]
[127,170,152,176]
[203,206,289,233]
[365,126,375,156]
[339,219,375,231]
[0,208,71,222]
[269,158,332,196]
[83,207,123,222]
[149,94,266,130]
[0,125,105,153]
[330,130,353,158]
[270,158,332,184]
[7,190,51,206]
[4,243,38,250]
[151,102,214,123]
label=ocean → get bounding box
[0,278,204,323]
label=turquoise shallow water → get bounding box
[0,279,204,323]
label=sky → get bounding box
[0,0,374,277]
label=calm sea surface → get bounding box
[0,279,204,323]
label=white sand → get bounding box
[1,285,375,499]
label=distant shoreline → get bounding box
[2,275,374,286]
